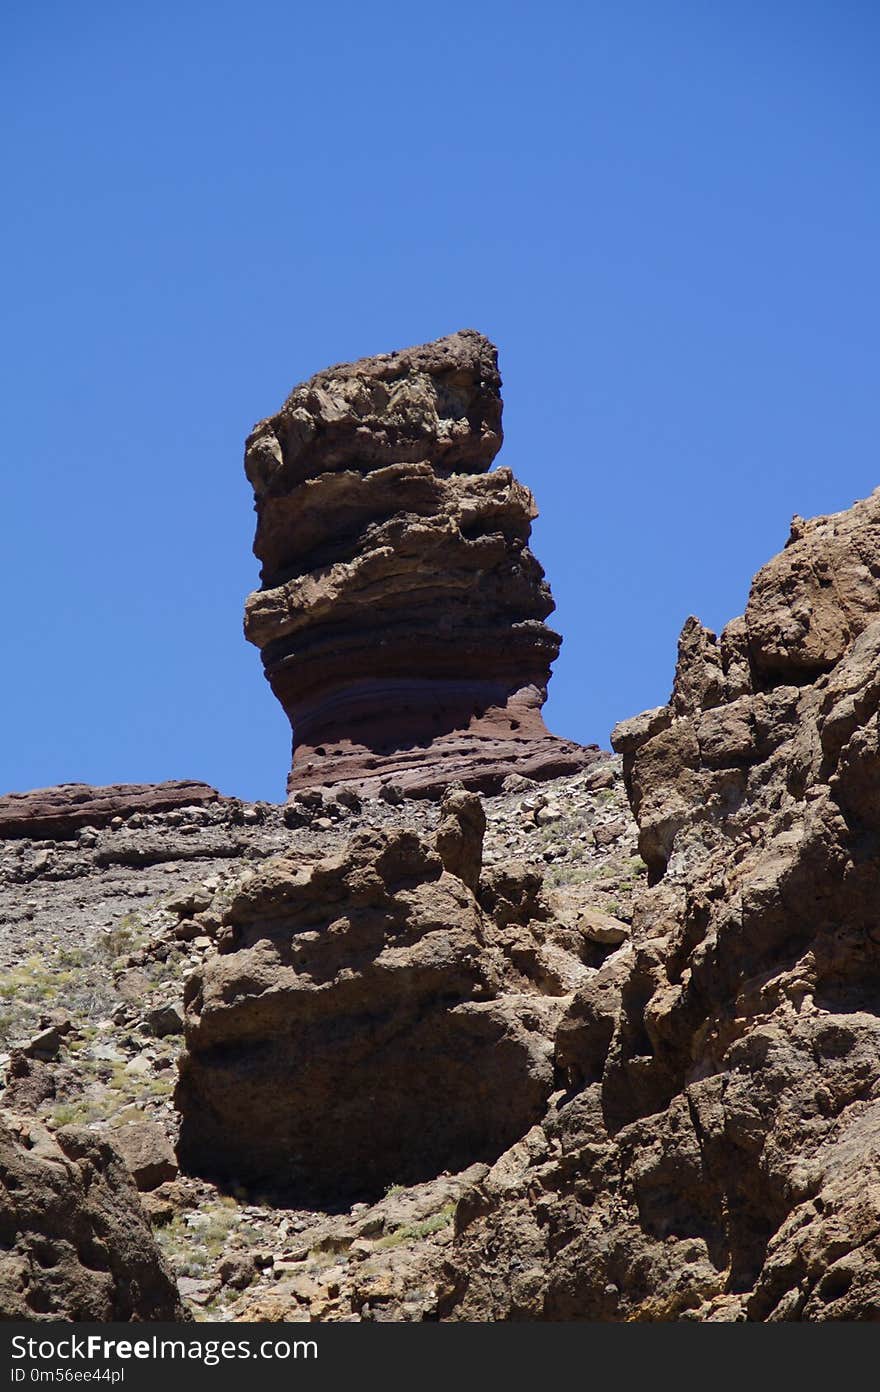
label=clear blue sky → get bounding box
[2,2,878,801]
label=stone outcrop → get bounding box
[437,489,880,1320]
[0,1111,185,1320]
[243,330,596,798]
[175,788,602,1204]
[0,781,223,840]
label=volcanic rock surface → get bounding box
[0,1111,185,1320]
[243,329,595,798]
[438,489,880,1321]
[175,787,604,1203]
[0,758,635,1321]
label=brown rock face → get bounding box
[438,489,880,1321]
[0,1111,185,1320]
[243,330,595,798]
[175,796,600,1204]
[746,492,880,681]
[109,1116,178,1192]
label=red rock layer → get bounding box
[0,781,222,840]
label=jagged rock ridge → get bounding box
[438,488,880,1321]
[243,329,596,797]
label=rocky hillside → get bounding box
[4,331,880,1322]
[0,764,637,1319]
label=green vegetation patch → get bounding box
[374,1203,456,1250]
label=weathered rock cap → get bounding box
[0,781,223,840]
[245,328,503,501]
[746,487,880,680]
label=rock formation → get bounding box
[11,332,880,1323]
[243,330,596,798]
[0,1111,186,1320]
[437,489,880,1320]
[175,788,603,1203]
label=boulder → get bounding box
[143,1003,185,1037]
[109,1116,178,1191]
[0,1111,185,1320]
[175,813,590,1204]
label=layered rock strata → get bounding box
[438,489,880,1320]
[0,781,223,840]
[243,330,595,797]
[175,789,606,1203]
[0,1111,185,1320]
